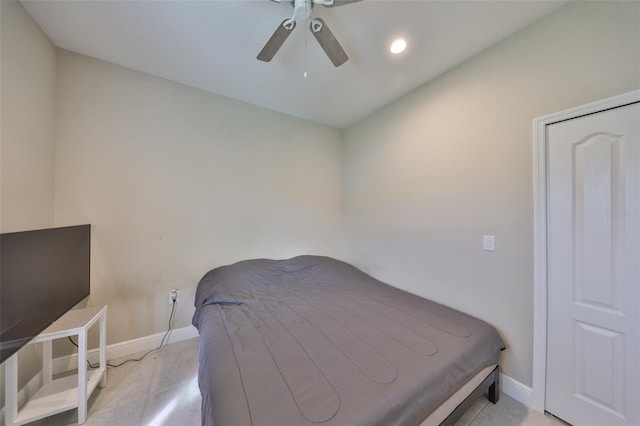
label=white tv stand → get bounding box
[4,306,107,426]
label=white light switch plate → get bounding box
[483,235,495,251]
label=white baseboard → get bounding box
[53,325,199,374]
[1,325,199,424]
[500,373,533,408]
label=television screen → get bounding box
[0,225,90,363]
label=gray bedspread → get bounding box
[192,256,504,426]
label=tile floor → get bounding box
[26,337,565,426]
[27,338,200,426]
[454,393,567,426]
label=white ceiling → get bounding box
[21,0,566,129]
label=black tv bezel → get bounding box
[0,224,91,364]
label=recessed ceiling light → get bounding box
[390,38,407,54]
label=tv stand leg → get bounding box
[78,330,88,424]
[43,340,53,386]
[99,312,107,388]
[5,354,18,426]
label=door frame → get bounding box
[531,89,640,412]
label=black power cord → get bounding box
[68,300,176,369]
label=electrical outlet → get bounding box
[169,289,179,304]
[483,235,495,251]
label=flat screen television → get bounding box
[0,224,91,364]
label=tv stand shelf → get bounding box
[4,306,107,426]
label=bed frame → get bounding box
[440,366,499,425]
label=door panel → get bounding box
[574,133,622,309]
[574,321,624,414]
[546,102,639,426]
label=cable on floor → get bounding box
[68,301,176,369]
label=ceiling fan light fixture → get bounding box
[390,38,407,54]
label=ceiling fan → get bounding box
[257,0,361,67]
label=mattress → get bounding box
[192,256,504,426]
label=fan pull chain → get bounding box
[304,17,308,78]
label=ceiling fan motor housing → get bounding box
[292,0,312,20]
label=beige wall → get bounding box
[342,0,640,387]
[0,0,56,232]
[53,50,343,345]
[0,0,57,407]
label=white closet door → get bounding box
[546,102,639,426]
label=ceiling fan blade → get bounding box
[257,19,296,62]
[309,18,348,67]
[323,0,362,8]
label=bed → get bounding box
[192,255,505,426]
